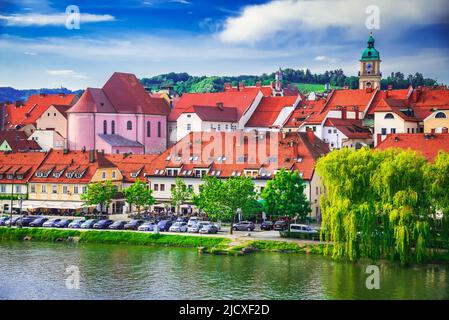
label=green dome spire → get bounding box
[361,32,380,61]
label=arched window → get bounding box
[157,121,161,137]
[127,121,132,130]
[384,113,394,119]
[147,121,151,137]
[111,120,115,134]
[103,120,107,134]
[435,112,447,119]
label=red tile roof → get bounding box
[323,118,372,139]
[246,96,298,128]
[0,130,42,152]
[186,105,239,122]
[29,149,115,184]
[106,153,158,183]
[375,133,449,161]
[4,94,77,129]
[0,151,47,184]
[67,72,170,115]
[168,90,260,122]
[146,130,329,181]
[323,89,377,114]
[284,99,327,127]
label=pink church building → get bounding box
[67,72,170,154]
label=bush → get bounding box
[279,231,321,241]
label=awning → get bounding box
[21,200,87,210]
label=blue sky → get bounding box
[0,0,448,89]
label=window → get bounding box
[102,171,106,179]
[52,185,58,194]
[0,185,5,193]
[316,186,319,195]
[62,186,68,194]
[111,121,115,134]
[217,124,221,131]
[411,128,415,133]
[82,186,87,194]
[47,113,50,116]
[154,184,159,191]
[15,185,20,193]
[74,186,79,194]
[103,120,107,134]
[147,121,151,137]
[158,121,161,137]
[160,184,165,191]
[54,113,56,116]
[112,171,116,179]
[391,128,396,134]
[381,128,387,135]
[41,185,47,193]
[328,129,332,133]
[384,113,394,119]
[435,112,447,119]
[333,129,337,133]
[127,121,132,130]
[187,114,191,118]
[171,184,175,191]
[225,124,229,131]
[30,184,36,193]
[313,126,316,132]
[187,123,191,131]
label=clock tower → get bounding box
[359,33,381,90]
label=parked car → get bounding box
[187,222,201,233]
[68,219,85,229]
[0,216,10,226]
[16,216,37,227]
[261,220,274,231]
[138,222,155,232]
[124,219,144,230]
[157,220,172,231]
[3,216,21,226]
[109,220,127,230]
[187,216,200,226]
[199,224,219,234]
[289,224,318,234]
[233,221,255,231]
[273,220,288,231]
[42,218,62,228]
[93,219,114,229]
[80,219,97,229]
[29,217,49,227]
[54,219,73,228]
[169,222,188,232]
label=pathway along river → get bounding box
[0,241,448,299]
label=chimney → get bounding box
[354,106,359,120]
[216,102,224,110]
[89,150,95,163]
[387,85,393,90]
[238,82,245,90]
[341,107,347,120]
[59,92,66,97]
[256,81,262,88]
[376,133,382,146]
[224,82,232,91]
[306,127,315,143]
[443,128,449,134]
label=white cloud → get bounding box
[23,51,37,55]
[170,0,191,4]
[46,69,89,79]
[219,0,448,44]
[0,13,114,27]
[315,55,336,63]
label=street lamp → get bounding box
[18,194,24,228]
[9,175,15,228]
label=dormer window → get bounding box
[16,175,23,180]
[6,174,13,180]
[130,172,138,178]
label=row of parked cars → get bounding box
[0,215,221,234]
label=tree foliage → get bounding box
[170,177,192,215]
[316,148,447,264]
[193,176,259,234]
[261,169,311,224]
[81,181,118,215]
[123,179,155,215]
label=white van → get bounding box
[289,224,318,233]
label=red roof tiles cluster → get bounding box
[106,153,158,183]
[0,151,47,184]
[323,118,372,139]
[146,130,329,180]
[246,96,299,128]
[0,130,42,152]
[375,133,449,161]
[67,72,170,115]
[284,99,327,127]
[4,93,77,129]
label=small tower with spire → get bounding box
[359,32,382,90]
[273,67,284,96]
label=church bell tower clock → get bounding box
[359,33,381,90]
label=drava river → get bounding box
[0,241,448,300]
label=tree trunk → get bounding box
[230,220,234,235]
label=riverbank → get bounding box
[0,227,324,256]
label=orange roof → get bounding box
[29,149,115,184]
[375,133,449,161]
[284,99,327,127]
[323,118,372,139]
[324,89,377,113]
[5,94,77,129]
[246,96,298,127]
[106,153,158,183]
[0,151,47,184]
[168,90,260,122]
[146,130,329,181]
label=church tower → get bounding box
[359,33,381,90]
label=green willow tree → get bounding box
[170,178,193,215]
[81,181,118,216]
[193,176,259,234]
[316,147,438,264]
[261,169,311,231]
[123,179,155,216]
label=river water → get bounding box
[0,241,448,300]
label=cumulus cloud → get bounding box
[219,0,449,44]
[0,12,115,27]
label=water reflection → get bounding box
[0,242,447,300]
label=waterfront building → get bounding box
[66,72,170,154]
